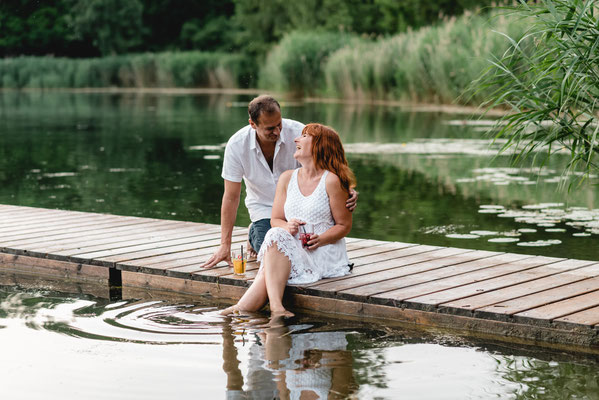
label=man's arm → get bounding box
[201,179,242,268]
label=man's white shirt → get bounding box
[222,118,304,222]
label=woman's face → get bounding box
[293,132,313,160]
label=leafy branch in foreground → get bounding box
[473,0,599,184]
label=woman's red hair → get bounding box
[304,123,356,195]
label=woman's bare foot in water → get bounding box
[220,305,240,316]
[270,308,294,318]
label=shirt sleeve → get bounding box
[221,141,244,182]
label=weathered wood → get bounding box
[3,203,599,351]
[442,262,599,316]
[399,258,586,312]
[121,270,248,299]
[377,256,566,308]
[0,252,109,282]
[43,225,221,255]
[514,290,599,325]
[0,219,199,250]
[306,246,472,299]
[0,218,162,247]
[476,275,599,318]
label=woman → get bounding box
[222,123,355,317]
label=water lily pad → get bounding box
[479,205,506,209]
[573,232,591,237]
[517,240,562,247]
[479,209,504,214]
[502,231,522,237]
[517,228,537,233]
[545,228,566,233]
[445,234,480,239]
[488,238,520,243]
[470,230,498,236]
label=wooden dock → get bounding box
[2,204,599,351]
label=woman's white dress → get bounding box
[257,168,351,285]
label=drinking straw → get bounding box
[241,245,244,261]
[300,224,306,234]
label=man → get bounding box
[201,95,357,269]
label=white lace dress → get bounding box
[257,168,351,285]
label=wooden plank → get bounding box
[121,236,247,273]
[288,294,599,351]
[0,208,75,224]
[514,290,599,324]
[398,257,580,311]
[310,247,476,296]
[441,262,599,315]
[0,219,188,249]
[0,269,111,299]
[477,275,599,318]
[554,304,599,327]
[362,253,531,301]
[0,215,154,243]
[121,270,248,299]
[0,211,120,232]
[327,252,520,296]
[376,256,565,308]
[39,224,220,254]
[70,228,247,260]
[0,219,198,249]
[0,252,109,282]
[322,249,497,299]
[75,231,249,266]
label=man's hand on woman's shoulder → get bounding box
[346,188,358,212]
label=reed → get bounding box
[322,10,530,104]
[474,0,599,180]
[0,51,252,88]
[259,31,357,96]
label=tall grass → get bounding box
[259,31,358,96]
[0,51,253,89]
[474,0,599,179]
[322,10,530,104]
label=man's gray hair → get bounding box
[248,95,281,125]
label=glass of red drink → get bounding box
[300,223,314,248]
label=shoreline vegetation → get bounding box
[0,87,508,117]
[0,9,527,107]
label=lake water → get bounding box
[2,91,599,398]
[1,282,599,400]
[1,91,598,260]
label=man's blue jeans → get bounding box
[248,218,271,253]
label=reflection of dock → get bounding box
[2,204,599,351]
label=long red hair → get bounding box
[304,123,356,194]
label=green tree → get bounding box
[65,0,144,56]
[474,0,599,180]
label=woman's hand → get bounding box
[286,218,303,236]
[305,234,321,250]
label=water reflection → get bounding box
[222,314,357,399]
[2,283,599,399]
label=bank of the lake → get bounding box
[0,9,528,106]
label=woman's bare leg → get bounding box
[220,269,268,315]
[263,244,293,316]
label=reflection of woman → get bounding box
[222,124,355,316]
[222,316,356,400]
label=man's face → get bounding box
[250,111,282,144]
